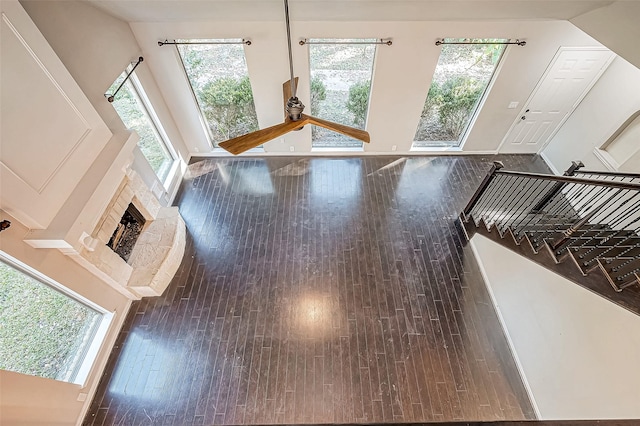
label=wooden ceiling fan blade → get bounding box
[219,118,310,155]
[283,77,299,104]
[303,114,371,143]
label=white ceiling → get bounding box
[86,0,613,22]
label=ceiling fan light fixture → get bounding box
[286,97,305,121]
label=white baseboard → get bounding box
[539,151,560,175]
[470,238,542,419]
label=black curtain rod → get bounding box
[158,39,251,46]
[105,56,143,103]
[435,39,526,46]
[299,38,392,46]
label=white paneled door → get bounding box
[501,47,615,154]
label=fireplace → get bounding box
[21,129,185,301]
[107,203,146,262]
[59,170,186,300]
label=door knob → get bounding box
[520,109,530,120]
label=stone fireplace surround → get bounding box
[21,128,186,301]
[74,170,186,299]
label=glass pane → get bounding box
[414,38,507,147]
[177,40,259,147]
[109,73,174,182]
[309,39,376,148]
[0,260,102,382]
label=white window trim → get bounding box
[124,69,179,186]
[0,251,113,386]
[174,40,258,150]
[308,39,377,149]
[412,39,509,149]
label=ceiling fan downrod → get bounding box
[284,0,301,110]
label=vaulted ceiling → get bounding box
[87,0,613,22]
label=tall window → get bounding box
[413,38,507,148]
[109,72,176,182]
[0,255,107,384]
[176,40,258,148]
[309,39,376,148]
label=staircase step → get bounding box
[463,216,640,314]
[527,231,566,253]
[553,233,640,256]
[598,256,640,275]
[597,258,640,292]
[506,228,522,246]
[567,245,640,274]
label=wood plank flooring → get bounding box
[85,155,551,426]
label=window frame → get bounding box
[0,252,113,386]
[174,39,260,150]
[112,67,179,186]
[307,38,378,150]
[412,39,508,150]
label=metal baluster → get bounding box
[471,175,505,225]
[512,179,558,237]
[522,182,579,243]
[528,184,576,244]
[504,179,550,235]
[581,221,639,266]
[473,175,510,226]
[539,182,584,220]
[533,184,612,248]
[469,177,495,224]
[463,161,504,221]
[558,192,640,254]
[530,160,584,213]
[494,177,537,235]
[550,189,626,253]
[484,176,523,230]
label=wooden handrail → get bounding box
[495,170,640,191]
[575,170,640,179]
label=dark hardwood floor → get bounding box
[85,155,552,426]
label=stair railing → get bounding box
[573,169,640,184]
[462,162,640,292]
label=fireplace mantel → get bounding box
[23,132,185,300]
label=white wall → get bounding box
[542,56,640,173]
[571,1,640,70]
[0,211,132,425]
[0,3,181,424]
[20,0,189,201]
[131,19,602,156]
[471,234,640,419]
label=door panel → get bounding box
[501,48,615,154]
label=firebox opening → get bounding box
[107,203,146,262]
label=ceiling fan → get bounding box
[218,0,371,155]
